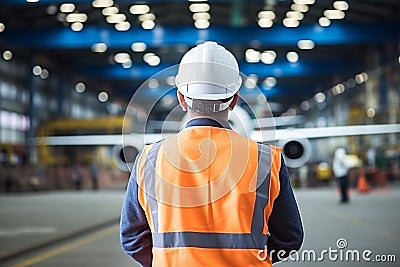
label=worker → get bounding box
[120,41,303,266]
[332,148,351,203]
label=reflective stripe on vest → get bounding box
[136,127,281,263]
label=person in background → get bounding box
[332,148,351,204]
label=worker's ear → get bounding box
[229,94,239,110]
[177,91,187,111]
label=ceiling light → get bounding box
[47,5,57,15]
[300,101,310,111]
[130,4,150,15]
[293,0,315,4]
[32,65,42,76]
[258,18,273,28]
[141,20,155,30]
[26,0,39,2]
[283,18,300,27]
[398,55,400,64]
[0,23,4,32]
[166,76,176,86]
[324,9,345,19]
[291,4,309,12]
[106,14,126,24]
[91,42,107,53]
[258,10,276,20]
[192,12,211,21]
[245,74,258,89]
[115,21,130,31]
[189,3,210,13]
[194,19,210,29]
[261,50,276,64]
[148,78,159,89]
[245,49,260,63]
[318,17,331,27]
[366,108,375,118]
[71,22,83,31]
[102,7,119,16]
[75,82,86,93]
[131,42,147,52]
[2,50,12,60]
[114,52,131,64]
[98,91,109,102]
[333,1,349,11]
[138,13,156,22]
[60,3,75,13]
[66,13,88,23]
[263,77,277,88]
[286,11,304,20]
[143,52,155,63]
[40,69,49,79]
[286,51,299,63]
[122,59,132,69]
[297,39,315,49]
[314,92,326,103]
[332,83,345,95]
[92,0,114,8]
[147,55,161,66]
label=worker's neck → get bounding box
[187,109,229,122]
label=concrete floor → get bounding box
[1,185,399,267]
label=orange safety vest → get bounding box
[135,126,282,266]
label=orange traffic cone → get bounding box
[357,169,370,193]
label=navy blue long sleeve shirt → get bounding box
[120,118,303,266]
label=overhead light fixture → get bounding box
[291,4,309,12]
[189,3,210,13]
[130,4,150,15]
[286,51,299,63]
[115,21,130,31]
[318,17,331,27]
[71,22,83,31]
[141,20,155,30]
[261,50,276,64]
[0,22,5,32]
[106,14,126,24]
[324,9,345,19]
[40,69,49,79]
[314,92,326,103]
[166,76,176,86]
[258,18,273,28]
[131,42,147,52]
[245,49,260,63]
[32,65,42,76]
[192,12,211,21]
[286,11,304,20]
[47,5,57,15]
[283,18,300,27]
[92,0,114,8]
[194,19,210,29]
[26,0,39,3]
[300,101,311,111]
[60,3,75,13]
[102,7,119,16]
[75,82,86,93]
[122,59,133,69]
[2,50,13,61]
[114,52,131,64]
[263,77,277,88]
[138,13,156,22]
[258,10,276,20]
[98,91,109,102]
[91,42,108,53]
[333,1,349,11]
[66,13,88,23]
[293,0,315,5]
[297,39,315,50]
[147,55,161,66]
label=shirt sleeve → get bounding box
[267,156,304,263]
[120,156,153,267]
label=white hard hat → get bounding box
[175,41,242,101]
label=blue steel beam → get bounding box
[77,60,360,80]
[1,24,398,49]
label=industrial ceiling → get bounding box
[0,0,399,115]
